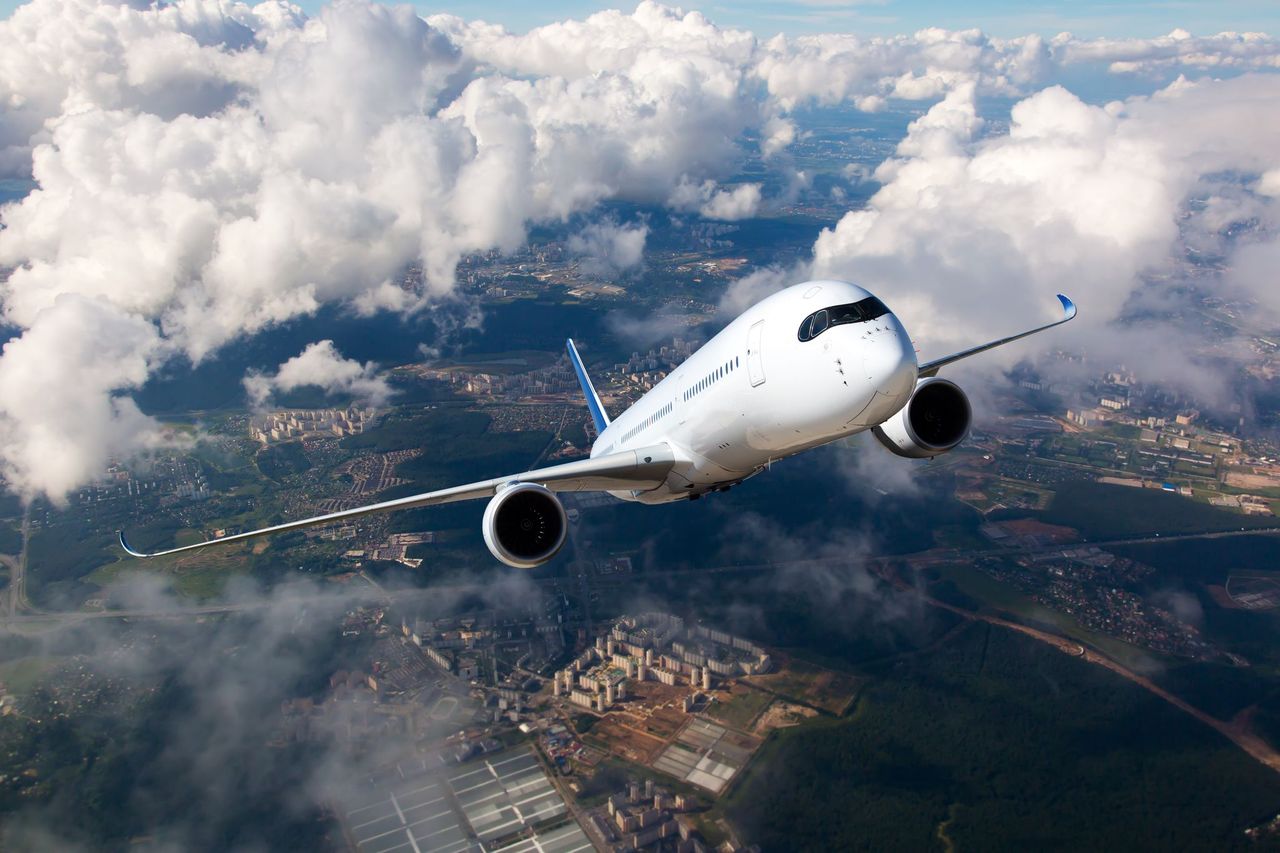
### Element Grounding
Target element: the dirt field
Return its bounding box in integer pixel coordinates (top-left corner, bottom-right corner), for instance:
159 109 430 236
998 518 1078 542
742 655 863 715
1226 471 1280 490
752 701 819 735
620 681 690 740
587 716 667 764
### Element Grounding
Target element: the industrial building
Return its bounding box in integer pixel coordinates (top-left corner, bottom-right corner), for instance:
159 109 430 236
339 746 592 853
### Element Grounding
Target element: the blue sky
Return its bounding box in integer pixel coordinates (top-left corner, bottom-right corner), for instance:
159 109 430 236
412 1 1279 39
2 0 1278 38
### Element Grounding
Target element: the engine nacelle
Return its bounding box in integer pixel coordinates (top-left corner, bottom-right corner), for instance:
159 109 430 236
872 377 972 459
482 483 568 568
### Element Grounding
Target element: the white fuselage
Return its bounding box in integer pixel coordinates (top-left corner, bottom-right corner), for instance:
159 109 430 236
591 280 918 503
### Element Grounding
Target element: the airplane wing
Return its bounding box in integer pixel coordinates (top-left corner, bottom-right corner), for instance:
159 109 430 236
917 294 1076 378
119 444 674 559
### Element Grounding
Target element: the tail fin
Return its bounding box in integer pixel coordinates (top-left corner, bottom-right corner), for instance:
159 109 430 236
566 339 610 434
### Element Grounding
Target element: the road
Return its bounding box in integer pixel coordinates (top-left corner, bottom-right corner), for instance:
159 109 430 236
2 525 1277 626
4 513 1280 776
907 576 1280 774
2 506 32 618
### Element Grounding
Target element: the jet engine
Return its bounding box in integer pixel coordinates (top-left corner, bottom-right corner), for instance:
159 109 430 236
871 377 971 459
481 483 568 568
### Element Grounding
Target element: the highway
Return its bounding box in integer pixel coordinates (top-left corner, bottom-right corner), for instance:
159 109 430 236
1 524 1275 627
3 515 1279 777
2 506 32 619
898 573 1280 775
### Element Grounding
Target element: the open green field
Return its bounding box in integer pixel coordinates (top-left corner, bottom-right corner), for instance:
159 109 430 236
0 657 64 695
426 350 559 375
1041 481 1276 539
88 546 252 600
705 684 774 729
742 658 864 715
928 562 1159 672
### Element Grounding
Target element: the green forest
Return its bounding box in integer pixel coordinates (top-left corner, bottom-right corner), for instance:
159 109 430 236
728 622 1280 852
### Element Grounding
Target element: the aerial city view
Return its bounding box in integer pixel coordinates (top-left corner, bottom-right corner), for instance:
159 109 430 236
0 0 1279 850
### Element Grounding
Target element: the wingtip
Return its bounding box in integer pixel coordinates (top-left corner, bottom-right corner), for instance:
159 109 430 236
1057 293 1077 320
118 530 146 558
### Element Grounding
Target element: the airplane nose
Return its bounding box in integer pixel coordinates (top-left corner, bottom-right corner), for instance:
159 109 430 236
853 318 916 424
863 323 916 400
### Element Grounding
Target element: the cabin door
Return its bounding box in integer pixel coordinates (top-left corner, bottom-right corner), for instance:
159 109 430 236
746 321 766 387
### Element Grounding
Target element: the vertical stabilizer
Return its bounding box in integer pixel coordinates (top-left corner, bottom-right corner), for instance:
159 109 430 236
566 339 610 434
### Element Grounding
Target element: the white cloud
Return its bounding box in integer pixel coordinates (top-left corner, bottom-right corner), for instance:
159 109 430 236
567 220 648 277
0 0 777 499
0 295 169 501
668 177 763 220
1057 29 1280 75
809 74 1280 390
0 0 1277 499
761 115 797 158
701 182 763 220
243 340 393 408
752 28 1051 110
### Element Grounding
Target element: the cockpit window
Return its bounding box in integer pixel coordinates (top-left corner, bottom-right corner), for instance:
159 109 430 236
797 296 890 341
811 309 829 336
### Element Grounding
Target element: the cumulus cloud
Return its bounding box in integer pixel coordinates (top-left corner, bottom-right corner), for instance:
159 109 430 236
805 74 1280 391
244 340 394 408
0 295 170 501
753 28 1051 110
669 177 763 220
0 0 1278 500
718 264 805 316
1057 28 1280 76
567 220 648 277
0 0 770 499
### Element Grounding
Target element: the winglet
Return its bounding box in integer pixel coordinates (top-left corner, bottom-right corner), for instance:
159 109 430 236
566 338 610 435
118 530 148 558
1057 293 1077 321
917 292 1079 378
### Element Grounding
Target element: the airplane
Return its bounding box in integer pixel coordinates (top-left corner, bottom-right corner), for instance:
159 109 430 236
120 280 1075 568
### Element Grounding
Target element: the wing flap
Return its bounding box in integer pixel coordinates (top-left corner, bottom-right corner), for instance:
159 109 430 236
120 444 673 559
